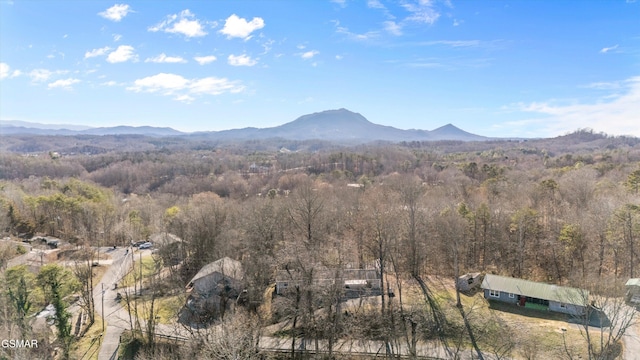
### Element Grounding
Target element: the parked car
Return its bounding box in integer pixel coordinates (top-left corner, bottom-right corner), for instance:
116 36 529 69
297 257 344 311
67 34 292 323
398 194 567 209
139 242 153 249
132 240 146 247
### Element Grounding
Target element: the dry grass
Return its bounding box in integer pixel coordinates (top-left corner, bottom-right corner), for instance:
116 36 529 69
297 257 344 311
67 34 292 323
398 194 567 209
73 315 105 360
131 293 186 325
368 275 592 359
119 254 160 288
91 264 108 286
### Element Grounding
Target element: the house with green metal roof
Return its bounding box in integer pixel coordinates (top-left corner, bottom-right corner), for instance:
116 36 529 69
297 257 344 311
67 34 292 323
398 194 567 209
481 274 589 316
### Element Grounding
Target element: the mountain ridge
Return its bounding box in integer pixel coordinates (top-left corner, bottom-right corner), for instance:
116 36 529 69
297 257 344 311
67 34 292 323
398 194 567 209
1 109 487 142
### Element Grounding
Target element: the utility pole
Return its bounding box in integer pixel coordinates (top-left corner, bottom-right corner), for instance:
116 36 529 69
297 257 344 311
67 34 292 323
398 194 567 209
101 283 105 333
139 252 142 293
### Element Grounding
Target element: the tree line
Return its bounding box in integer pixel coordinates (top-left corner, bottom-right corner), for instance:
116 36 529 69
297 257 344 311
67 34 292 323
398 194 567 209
1 131 640 358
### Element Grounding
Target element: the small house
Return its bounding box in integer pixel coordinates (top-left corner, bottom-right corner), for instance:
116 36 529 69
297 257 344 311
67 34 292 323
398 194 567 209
625 278 640 304
182 257 244 323
481 274 588 316
149 233 185 265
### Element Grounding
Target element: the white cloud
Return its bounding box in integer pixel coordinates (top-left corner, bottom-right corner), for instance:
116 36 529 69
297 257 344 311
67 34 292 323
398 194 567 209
101 80 120 86
145 53 187 63
149 9 207 38
367 0 385 9
335 55 343 60
384 21 402 36
331 0 347 7
419 40 482 47
228 54 257 66
301 50 319 59
517 76 640 137
113 34 122 42
401 0 441 25
129 73 189 93
190 77 245 94
85 46 111 58
48 78 81 89
0 63 10 79
600 45 619 53
174 94 195 103
582 81 622 90
29 69 54 82
260 39 275 54
219 14 264 40
194 55 217 65
334 20 379 41
127 73 244 101
107 45 137 63
99 4 132 22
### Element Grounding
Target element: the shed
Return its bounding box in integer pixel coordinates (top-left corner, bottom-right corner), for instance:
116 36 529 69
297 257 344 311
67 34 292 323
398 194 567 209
457 272 482 292
481 274 588 316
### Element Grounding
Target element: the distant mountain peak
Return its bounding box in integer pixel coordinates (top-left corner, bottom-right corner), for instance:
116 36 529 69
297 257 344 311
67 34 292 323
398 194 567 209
432 123 459 131
430 123 483 141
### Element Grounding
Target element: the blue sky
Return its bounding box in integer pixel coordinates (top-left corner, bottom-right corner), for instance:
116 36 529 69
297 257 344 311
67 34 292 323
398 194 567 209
1 0 639 138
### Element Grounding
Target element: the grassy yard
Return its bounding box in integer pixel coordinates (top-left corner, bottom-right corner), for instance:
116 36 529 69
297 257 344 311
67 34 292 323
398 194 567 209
369 276 593 359
73 315 105 360
152 294 185 324
128 293 186 325
453 283 590 359
119 254 161 288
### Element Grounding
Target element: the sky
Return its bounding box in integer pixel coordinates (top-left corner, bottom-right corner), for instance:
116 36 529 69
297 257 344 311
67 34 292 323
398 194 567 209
1 0 639 138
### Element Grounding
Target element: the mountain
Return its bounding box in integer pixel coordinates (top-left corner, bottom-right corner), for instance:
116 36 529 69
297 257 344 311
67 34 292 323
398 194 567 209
79 126 183 136
263 108 419 141
194 109 487 143
429 123 487 141
1 109 488 143
0 123 184 137
1 120 92 131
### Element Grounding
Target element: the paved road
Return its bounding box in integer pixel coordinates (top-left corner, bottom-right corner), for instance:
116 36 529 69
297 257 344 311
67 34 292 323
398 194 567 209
94 248 191 359
624 320 640 360
95 248 133 360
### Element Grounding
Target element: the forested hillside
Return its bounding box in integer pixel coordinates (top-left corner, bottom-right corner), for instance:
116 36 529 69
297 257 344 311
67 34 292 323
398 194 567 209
1 129 640 359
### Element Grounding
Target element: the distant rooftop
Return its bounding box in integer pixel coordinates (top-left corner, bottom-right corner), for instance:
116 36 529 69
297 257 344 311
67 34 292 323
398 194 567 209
626 278 640 287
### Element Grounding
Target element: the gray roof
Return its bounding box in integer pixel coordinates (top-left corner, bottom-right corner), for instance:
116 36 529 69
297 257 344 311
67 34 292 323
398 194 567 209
149 232 182 245
458 272 481 280
482 274 588 306
189 257 243 284
626 278 640 287
276 268 378 282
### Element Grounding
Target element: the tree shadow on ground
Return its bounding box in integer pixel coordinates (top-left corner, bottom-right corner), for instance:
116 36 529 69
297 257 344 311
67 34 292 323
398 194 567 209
567 306 611 328
488 300 570 322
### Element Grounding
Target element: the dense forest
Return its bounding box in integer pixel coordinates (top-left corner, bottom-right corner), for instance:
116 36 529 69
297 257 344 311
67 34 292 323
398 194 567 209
1 129 640 359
